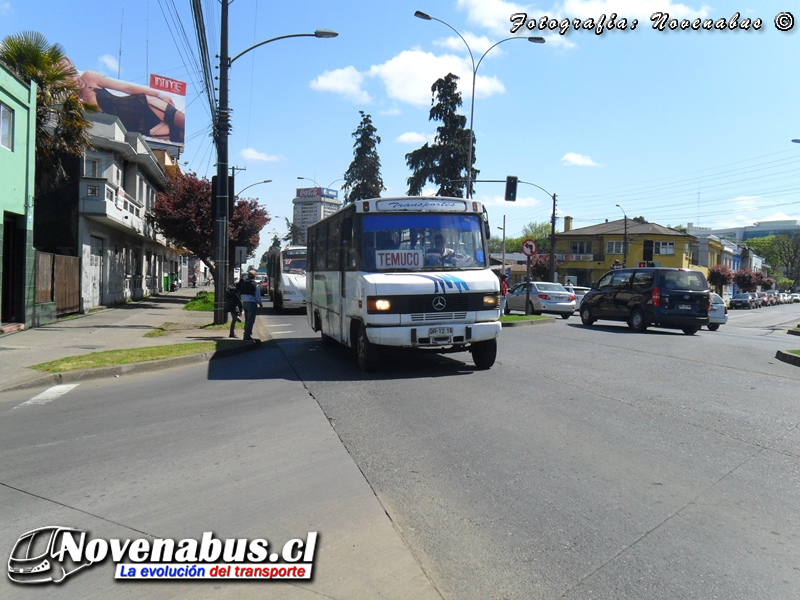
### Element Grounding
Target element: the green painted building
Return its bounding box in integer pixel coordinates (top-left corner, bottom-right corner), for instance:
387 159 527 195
0 62 36 330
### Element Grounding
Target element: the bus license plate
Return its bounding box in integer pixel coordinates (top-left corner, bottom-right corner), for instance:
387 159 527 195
429 327 453 336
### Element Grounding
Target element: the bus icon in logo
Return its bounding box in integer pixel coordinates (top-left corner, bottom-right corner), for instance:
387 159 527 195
8 526 93 584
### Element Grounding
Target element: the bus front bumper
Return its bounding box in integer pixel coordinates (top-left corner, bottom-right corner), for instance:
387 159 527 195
366 321 501 348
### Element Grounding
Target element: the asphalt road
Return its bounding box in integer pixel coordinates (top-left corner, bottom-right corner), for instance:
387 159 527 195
272 302 800 599
3 301 799 599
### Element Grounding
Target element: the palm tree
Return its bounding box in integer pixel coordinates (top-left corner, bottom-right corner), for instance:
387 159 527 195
0 31 94 193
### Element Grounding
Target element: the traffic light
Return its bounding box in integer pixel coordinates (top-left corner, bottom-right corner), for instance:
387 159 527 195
504 176 518 201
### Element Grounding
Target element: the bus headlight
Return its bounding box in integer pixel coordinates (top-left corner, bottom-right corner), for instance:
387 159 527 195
483 294 500 308
367 298 392 312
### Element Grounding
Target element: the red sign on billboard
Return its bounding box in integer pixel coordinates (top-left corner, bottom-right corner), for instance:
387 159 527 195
149 74 187 96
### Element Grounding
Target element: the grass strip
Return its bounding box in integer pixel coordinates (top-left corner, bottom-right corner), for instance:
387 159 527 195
184 291 215 311
789 350 800 357
500 314 551 322
30 341 238 373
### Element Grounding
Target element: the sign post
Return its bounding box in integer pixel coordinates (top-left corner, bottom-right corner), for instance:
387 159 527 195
521 239 538 315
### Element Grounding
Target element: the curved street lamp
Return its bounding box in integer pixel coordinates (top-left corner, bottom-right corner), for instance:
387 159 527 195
414 10 544 198
212 10 338 324
296 176 319 187
236 179 272 197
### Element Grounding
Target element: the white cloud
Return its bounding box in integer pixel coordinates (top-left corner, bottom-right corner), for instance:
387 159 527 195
434 33 498 56
380 107 402 116
368 49 504 107
240 148 283 162
99 55 119 75
0 2 10 15
310 66 371 104
397 132 435 145
561 152 601 167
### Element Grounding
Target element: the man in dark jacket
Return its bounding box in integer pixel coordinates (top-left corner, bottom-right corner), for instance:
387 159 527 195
224 284 243 338
236 270 263 341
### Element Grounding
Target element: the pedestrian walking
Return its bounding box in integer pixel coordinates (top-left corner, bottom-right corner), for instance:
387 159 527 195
224 284 243 338
236 270 263 341
499 273 509 315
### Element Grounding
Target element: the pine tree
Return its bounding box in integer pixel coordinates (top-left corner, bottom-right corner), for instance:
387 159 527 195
342 111 385 204
406 73 477 198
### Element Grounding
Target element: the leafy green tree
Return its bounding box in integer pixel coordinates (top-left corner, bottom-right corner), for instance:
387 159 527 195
0 31 93 193
773 233 800 283
406 73 476 197
745 236 782 276
342 111 385 204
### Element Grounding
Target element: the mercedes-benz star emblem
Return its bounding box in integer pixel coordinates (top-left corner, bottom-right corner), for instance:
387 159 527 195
432 296 446 311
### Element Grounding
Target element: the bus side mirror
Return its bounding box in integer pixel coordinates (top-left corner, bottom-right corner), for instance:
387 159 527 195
482 207 491 240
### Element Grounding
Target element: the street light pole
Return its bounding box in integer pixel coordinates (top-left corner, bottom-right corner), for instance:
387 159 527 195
236 179 272 197
497 215 506 279
212 11 337 325
414 10 543 199
516 180 557 282
616 204 628 267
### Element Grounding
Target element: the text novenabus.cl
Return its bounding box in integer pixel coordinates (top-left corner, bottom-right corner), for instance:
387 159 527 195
7 526 318 584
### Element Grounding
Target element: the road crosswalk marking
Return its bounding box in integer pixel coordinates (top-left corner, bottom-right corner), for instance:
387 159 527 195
15 384 79 408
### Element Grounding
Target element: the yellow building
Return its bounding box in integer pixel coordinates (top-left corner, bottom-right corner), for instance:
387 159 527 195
556 216 703 286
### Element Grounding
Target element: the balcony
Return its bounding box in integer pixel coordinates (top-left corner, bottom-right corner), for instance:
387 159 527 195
81 179 143 234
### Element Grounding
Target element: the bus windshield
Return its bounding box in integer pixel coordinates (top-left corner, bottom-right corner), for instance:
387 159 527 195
282 249 307 273
362 213 486 271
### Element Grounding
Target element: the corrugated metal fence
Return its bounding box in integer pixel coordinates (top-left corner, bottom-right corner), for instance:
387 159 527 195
35 251 80 316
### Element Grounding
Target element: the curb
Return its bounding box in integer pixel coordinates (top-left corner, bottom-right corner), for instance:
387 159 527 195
501 317 557 327
0 341 264 393
787 329 800 337
776 350 800 368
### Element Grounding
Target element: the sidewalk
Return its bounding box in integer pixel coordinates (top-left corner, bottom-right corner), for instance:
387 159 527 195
0 286 443 599
0 285 263 393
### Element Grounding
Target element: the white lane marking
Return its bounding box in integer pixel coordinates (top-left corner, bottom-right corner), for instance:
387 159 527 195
15 384 80 408
267 323 293 327
268 330 295 335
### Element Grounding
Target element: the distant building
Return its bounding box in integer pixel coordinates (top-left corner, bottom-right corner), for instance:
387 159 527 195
687 220 800 243
555 216 696 286
292 187 342 245
34 112 184 312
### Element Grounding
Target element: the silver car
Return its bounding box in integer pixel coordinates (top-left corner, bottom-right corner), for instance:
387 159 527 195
708 292 728 331
505 281 576 319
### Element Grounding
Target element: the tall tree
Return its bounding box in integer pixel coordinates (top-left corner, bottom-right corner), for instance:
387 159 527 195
707 264 733 294
406 73 476 198
342 110 385 204
0 31 93 193
153 170 269 282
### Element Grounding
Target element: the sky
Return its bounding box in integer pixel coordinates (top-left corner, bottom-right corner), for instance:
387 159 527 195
2 0 799 263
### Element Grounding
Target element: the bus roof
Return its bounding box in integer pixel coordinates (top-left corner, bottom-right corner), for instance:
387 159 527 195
354 196 484 214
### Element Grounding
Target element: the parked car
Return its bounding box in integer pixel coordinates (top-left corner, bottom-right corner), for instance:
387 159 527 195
780 292 792 304
792 293 800 303
730 293 757 309
580 267 709 335
765 290 780 306
755 291 770 307
564 285 591 306
708 292 728 331
506 281 576 319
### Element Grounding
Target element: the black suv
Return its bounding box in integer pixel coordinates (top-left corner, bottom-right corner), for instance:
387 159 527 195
580 267 710 335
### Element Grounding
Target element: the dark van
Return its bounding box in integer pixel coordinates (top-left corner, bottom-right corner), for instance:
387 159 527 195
580 267 710 335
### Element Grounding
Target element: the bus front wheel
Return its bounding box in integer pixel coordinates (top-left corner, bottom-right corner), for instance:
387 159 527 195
471 339 497 370
356 323 378 372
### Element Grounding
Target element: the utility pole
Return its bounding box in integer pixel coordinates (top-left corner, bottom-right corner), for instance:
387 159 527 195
549 192 557 282
213 0 231 325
